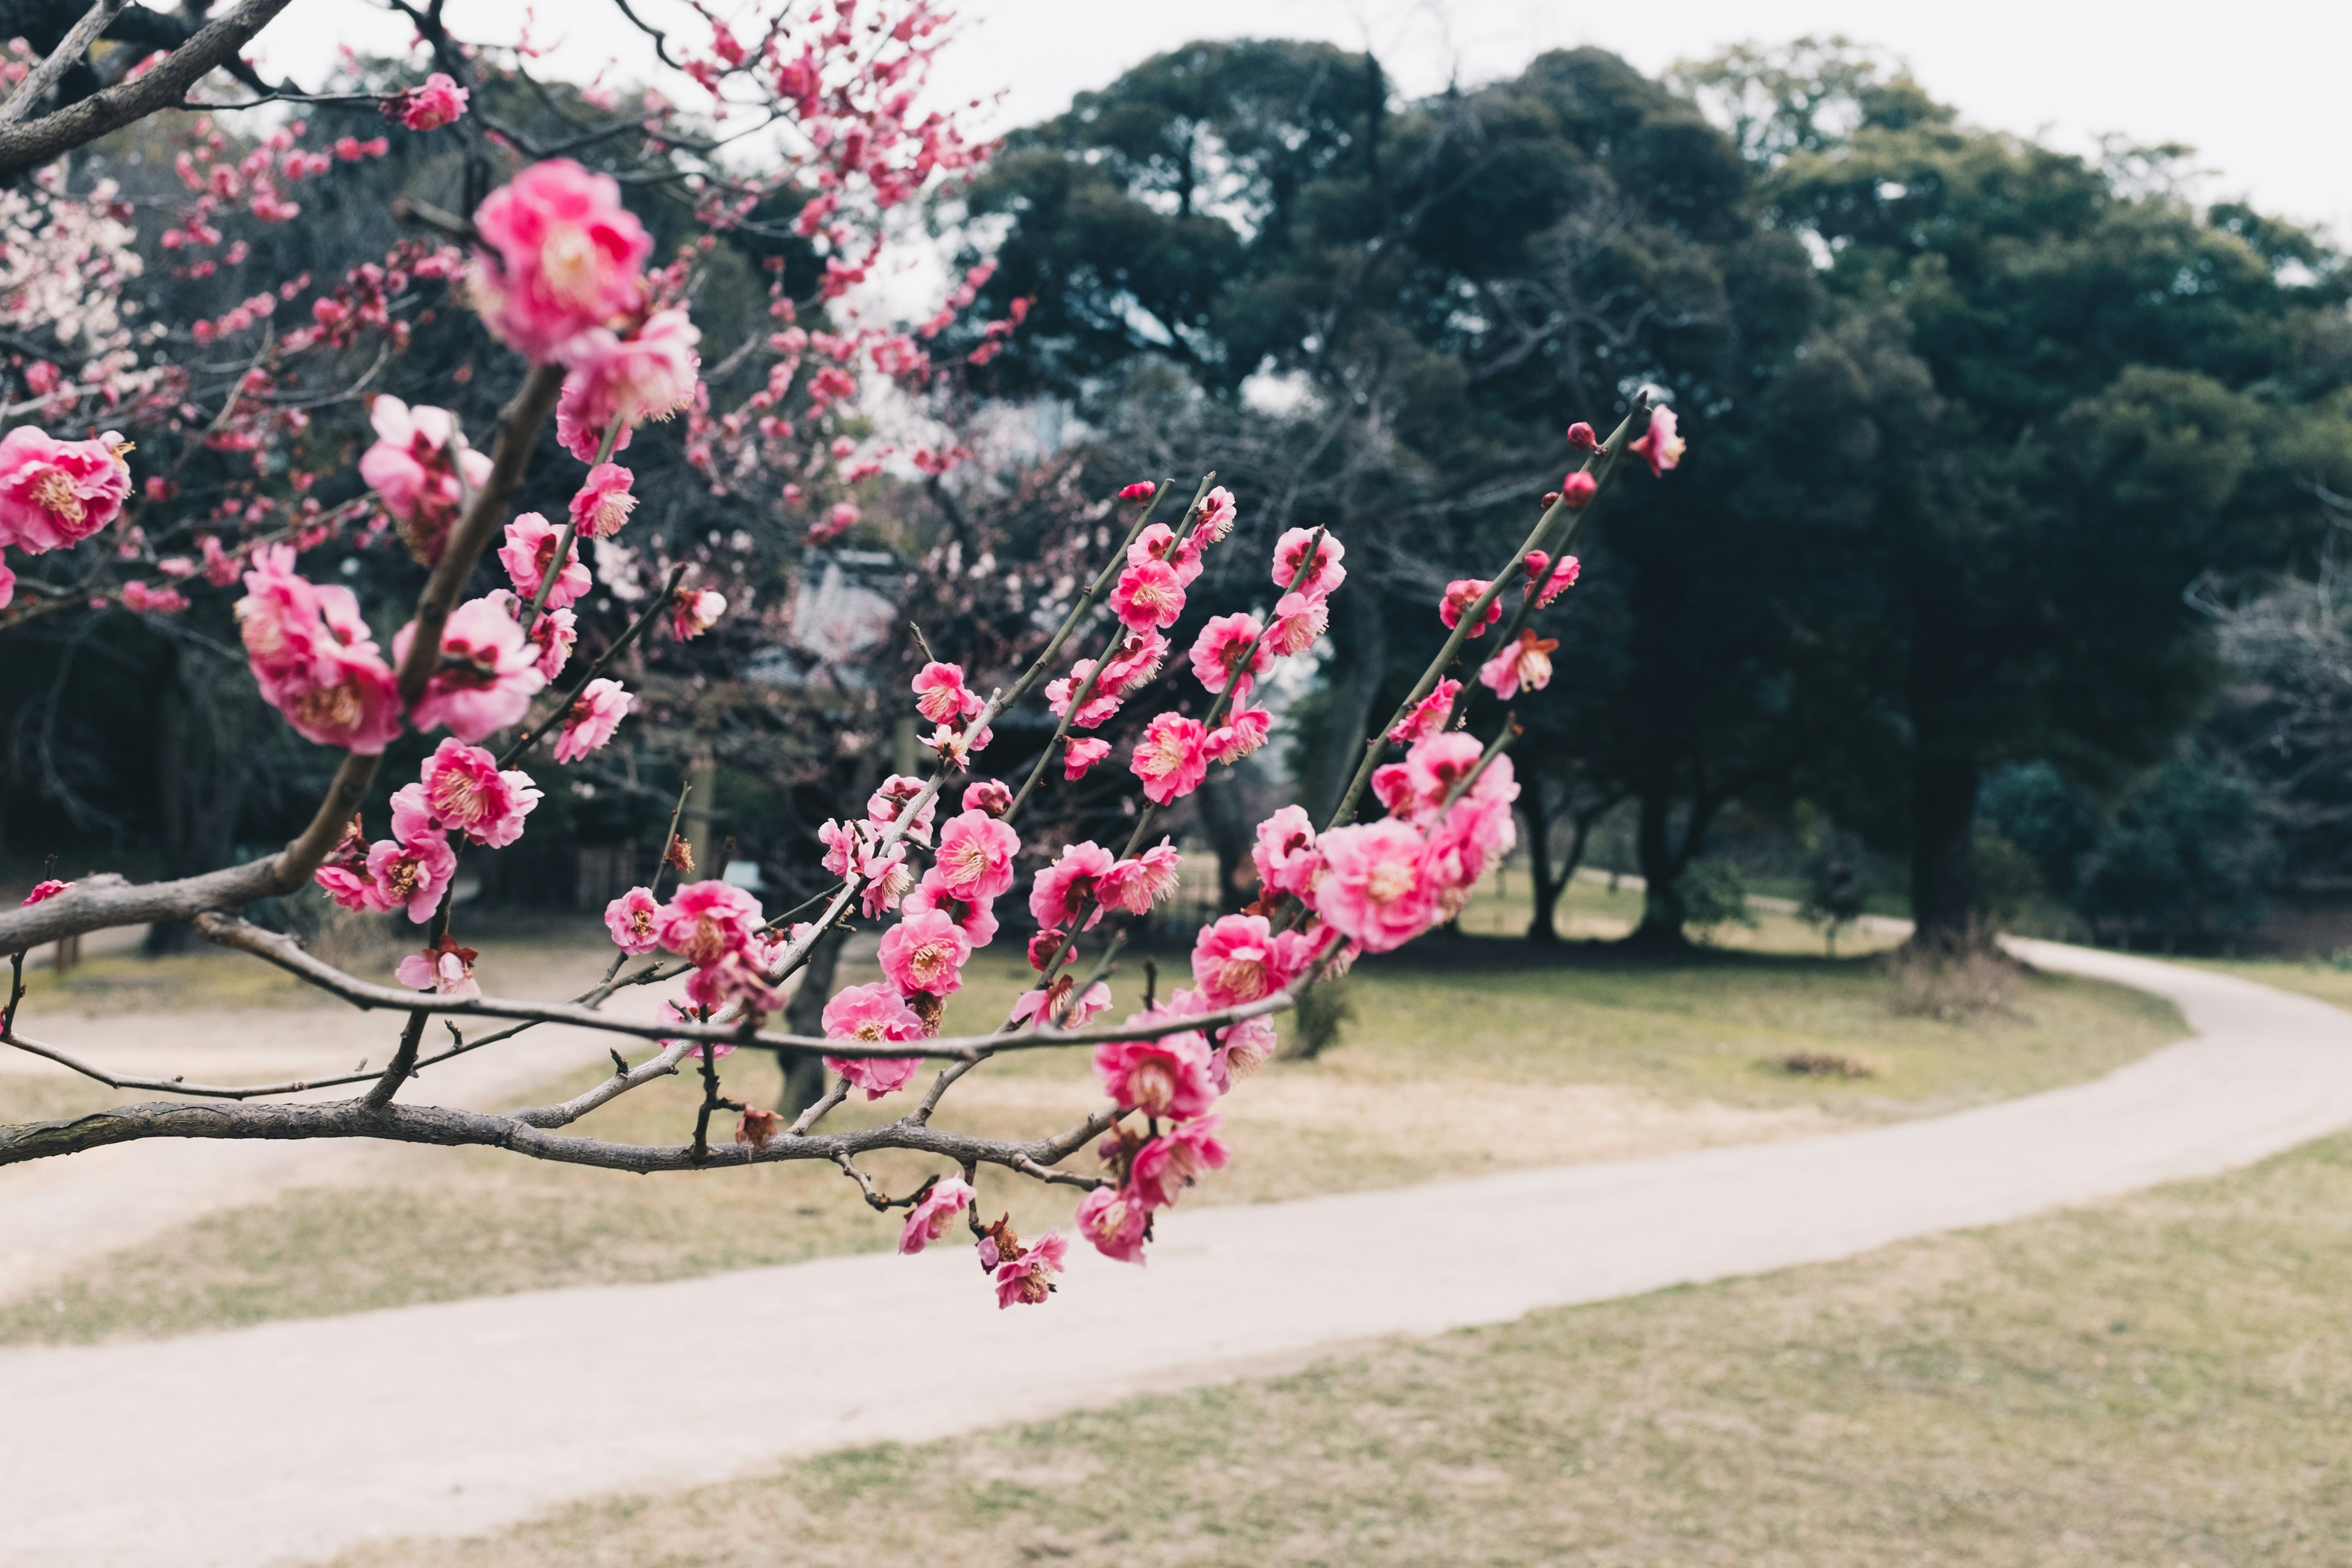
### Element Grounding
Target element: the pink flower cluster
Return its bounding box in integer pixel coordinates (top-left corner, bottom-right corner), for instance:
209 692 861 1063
358 397 492 564
317 741 540 925
235 545 403 754
391 595 548 742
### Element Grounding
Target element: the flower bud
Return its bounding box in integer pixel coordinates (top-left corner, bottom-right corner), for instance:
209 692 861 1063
1561 471 1597 508
1118 481 1156 501
1565 421 1597 450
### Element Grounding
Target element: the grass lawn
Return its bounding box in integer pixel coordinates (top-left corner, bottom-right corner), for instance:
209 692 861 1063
0 886 2180 1345
327 1131 2352 1568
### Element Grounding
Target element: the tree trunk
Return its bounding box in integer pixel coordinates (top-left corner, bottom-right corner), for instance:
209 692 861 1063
1629 750 1687 947
1908 745 1983 953
778 923 848 1114
1306 585 1388 824
1196 762 1253 914
1520 782 1560 944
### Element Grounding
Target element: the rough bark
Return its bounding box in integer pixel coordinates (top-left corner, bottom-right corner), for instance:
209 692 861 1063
1907 745 1983 952
1630 752 1689 947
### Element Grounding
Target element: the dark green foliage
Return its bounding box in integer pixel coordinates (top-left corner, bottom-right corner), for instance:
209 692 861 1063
2072 750 2281 944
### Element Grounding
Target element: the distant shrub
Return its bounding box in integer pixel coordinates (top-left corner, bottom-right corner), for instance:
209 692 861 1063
1676 857 1756 940
2073 749 2280 947
1280 980 1355 1061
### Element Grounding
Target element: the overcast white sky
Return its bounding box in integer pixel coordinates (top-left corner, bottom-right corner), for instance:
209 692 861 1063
262 0 2352 238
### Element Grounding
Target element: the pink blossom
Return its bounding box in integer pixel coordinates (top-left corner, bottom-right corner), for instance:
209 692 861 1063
898 1177 976 1255
867 775 939 846
656 879 764 967
806 501 859 545
1214 1017 1279 1088
395 595 546 741
880 907 973 998
1191 914 1312 1007
1074 1185 1148 1263
1098 839 1183 916
1101 630 1169 693
1128 522 1202 587
1030 841 1117 931
605 886 663 954
236 549 405 755
821 982 926 1099
1252 805 1322 900
684 952 783 1017
0 427 132 552
1044 665 1121 730
1439 580 1502 636
120 581 189 613
912 661 982 724
1118 480 1156 501
1477 628 1558 701
1389 679 1461 745
1534 553 1580 606
657 998 732 1063
394 72 469 130
497 511 591 609
1406 731 1490 808
1095 1030 1217 1120
857 840 914 918
1272 527 1344 597
358 398 489 557
669 586 725 640
1425 786 1519 896
1266 592 1327 657
1188 612 1270 697
992 1228 1068 1308
522 600 576 680
1566 421 1599 450
1129 712 1208 805
1206 706 1271 766
554 677 632 762
0 557 13 611
962 779 1012 816
568 462 636 539
470 159 652 363
1109 559 1185 633
1064 736 1111 778
817 818 860 878
1010 976 1112 1030
1312 818 1437 953
21 878 71 906
396 739 543 846
1629 404 1685 475
1558 470 1598 508
366 833 458 923
1131 1117 1229 1209
396 941 480 999
905 873 1000 949
552 309 701 461
1194 484 1238 542
933 809 1019 899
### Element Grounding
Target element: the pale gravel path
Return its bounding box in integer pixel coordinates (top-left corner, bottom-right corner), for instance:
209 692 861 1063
4 941 2351 1567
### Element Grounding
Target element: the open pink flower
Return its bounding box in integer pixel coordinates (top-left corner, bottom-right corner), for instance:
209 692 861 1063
396 595 546 741
1530 552 1581 607
1266 592 1326 658
1194 484 1238 542
1109 558 1186 633
1311 818 1436 954
553 677 632 762
1131 1117 1229 1209
1191 914 1312 1007
1011 977 1112 1030
0 427 132 552
656 879 764 967
1477 628 1558 701
1406 731 1490 807
1206 706 1270 766
912 660 984 725
394 737 542 846
1045 664 1121 730
0 557 14 611
1064 736 1111 778
1389 679 1461 745
1425 786 1518 897
821 982 927 1098
1074 1184 1148 1263
605 885 662 954
1272 527 1344 597
933 808 1019 899
237 550 405 755
366 833 458 923
1031 841 1116 930
1129 712 1208 805
993 1227 1068 1308
905 873 1000 949
568 462 636 539
858 839 916 918
491 590 576 680
898 1177 976 1255
1214 1017 1279 1089
963 779 1013 816
867 774 940 846
396 939 480 999
120 581 188 614
1098 839 1183 916
880 907 974 998
393 72 469 130
1439 579 1502 636
1126 521 1201 587
358 398 489 561
657 998 732 1063
470 159 652 362
497 511 591 609
1188 612 1270 698
552 309 701 461
1095 1030 1216 1120
670 586 725 640
1251 805 1322 900
1101 630 1169 693
1629 404 1685 476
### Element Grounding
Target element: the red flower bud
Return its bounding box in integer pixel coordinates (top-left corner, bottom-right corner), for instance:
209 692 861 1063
1565 421 1598 450
1561 471 1598 508
1542 491 1561 508
1118 481 1156 501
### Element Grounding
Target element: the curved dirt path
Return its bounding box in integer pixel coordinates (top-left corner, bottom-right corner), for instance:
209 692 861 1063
5 942 2351 1568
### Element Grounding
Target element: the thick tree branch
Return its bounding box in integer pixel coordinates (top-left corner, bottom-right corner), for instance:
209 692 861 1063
0 0 126 127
